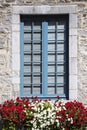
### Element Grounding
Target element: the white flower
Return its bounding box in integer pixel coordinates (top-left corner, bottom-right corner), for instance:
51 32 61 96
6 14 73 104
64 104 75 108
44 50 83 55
70 118 73 124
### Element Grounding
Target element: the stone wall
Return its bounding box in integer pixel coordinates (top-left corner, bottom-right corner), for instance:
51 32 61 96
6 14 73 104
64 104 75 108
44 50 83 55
0 0 87 104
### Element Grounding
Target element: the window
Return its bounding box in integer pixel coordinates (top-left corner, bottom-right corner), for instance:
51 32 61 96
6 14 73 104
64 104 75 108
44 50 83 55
20 15 69 99
12 5 77 100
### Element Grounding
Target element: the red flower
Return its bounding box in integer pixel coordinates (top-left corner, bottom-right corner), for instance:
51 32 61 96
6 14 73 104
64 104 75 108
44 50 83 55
56 100 87 129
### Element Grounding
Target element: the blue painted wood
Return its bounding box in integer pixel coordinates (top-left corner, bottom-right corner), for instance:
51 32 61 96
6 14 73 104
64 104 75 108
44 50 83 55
20 15 69 99
20 94 66 99
63 19 69 99
31 22 34 94
55 22 58 94
42 22 48 96
20 22 24 97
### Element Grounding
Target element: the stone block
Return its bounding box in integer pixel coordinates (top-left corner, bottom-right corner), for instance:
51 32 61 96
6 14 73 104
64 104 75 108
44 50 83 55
13 5 77 14
12 53 20 71
12 14 20 24
0 41 4 48
69 89 77 100
12 31 20 53
69 28 77 36
12 24 20 31
12 77 20 84
0 55 6 67
69 13 77 28
6 0 15 2
69 75 77 90
69 57 77 75
69 35 77 58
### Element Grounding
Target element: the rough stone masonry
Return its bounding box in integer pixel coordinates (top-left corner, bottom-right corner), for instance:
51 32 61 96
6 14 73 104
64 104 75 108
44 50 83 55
0 0 87 104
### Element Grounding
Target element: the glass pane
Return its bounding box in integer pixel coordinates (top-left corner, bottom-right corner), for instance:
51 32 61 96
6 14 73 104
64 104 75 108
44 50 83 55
24 65 31 73
57 33 64 41
24 76 31 84
34 40 41 43
48 41 55 44
48 25 55 30
48 55 55 62
24 44 31 52
48 65 55 73
24 33 31 43
24 87 31 95
34 25 41 31
24 55 31 62
57 76 64 84
33 55 41 62
48 76 55 84
24 26 31 32
57 65 64 73
57 87 64 94
57 44 64 51
48 33 55 41
57 54 64 61
48 87 55 94
33 33 41 40
48 44 55 51
33 44 41 51
57 25 64 30
33 87 41 94
33 76 40 84
33 65 41 73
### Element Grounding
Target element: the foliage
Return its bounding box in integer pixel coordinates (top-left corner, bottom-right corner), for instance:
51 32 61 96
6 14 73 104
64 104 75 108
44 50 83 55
55 100 87 130
0 97 87 130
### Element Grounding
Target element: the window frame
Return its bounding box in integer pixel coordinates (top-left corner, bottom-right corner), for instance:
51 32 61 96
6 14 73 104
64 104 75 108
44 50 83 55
12 5 77 100
20 15 69 99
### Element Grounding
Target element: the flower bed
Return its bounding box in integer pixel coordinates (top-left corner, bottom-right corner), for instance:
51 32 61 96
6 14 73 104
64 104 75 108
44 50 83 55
0 97 87 130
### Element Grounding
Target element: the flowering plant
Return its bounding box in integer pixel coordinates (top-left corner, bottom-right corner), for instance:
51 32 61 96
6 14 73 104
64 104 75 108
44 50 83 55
0 97 87 130
0 97 34 130
55 100 87 130
30 97 58 130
